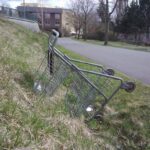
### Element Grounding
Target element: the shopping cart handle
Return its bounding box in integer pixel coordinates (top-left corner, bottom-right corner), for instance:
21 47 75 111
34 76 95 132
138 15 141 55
121 81 136 92
52 29 59 37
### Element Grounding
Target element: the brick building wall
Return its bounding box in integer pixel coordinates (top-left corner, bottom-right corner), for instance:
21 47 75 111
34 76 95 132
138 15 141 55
17 6 74 36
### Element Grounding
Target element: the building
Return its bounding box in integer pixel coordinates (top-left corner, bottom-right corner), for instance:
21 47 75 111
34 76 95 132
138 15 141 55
0 6 19 18
61 9 75 36
17 5 74 36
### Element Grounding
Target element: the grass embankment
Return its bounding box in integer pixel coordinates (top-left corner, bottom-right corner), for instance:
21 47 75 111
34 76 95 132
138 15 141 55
73 38 150 52
0 19 98 149
57 45 150 149
0 18 150 149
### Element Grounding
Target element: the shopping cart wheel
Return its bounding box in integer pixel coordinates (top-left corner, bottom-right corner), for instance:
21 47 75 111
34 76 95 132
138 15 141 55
93 113 103 121
121 81 136 93
105 68 115 76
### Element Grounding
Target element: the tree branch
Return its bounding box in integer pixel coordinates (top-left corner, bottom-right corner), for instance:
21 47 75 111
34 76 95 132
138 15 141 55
109 0 119 16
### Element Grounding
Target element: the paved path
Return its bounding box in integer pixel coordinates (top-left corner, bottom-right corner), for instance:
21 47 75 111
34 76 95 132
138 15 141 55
58 38 150 85
7 17 40 32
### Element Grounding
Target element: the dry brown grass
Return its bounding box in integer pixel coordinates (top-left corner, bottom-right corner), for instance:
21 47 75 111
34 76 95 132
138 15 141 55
0 18 149 150
0 18 110 150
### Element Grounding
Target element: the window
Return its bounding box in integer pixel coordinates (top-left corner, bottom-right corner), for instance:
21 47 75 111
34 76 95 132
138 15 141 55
55 14 60 19
45 13 51 19
55 20 60 26
45 19 50 24
36 13 41 17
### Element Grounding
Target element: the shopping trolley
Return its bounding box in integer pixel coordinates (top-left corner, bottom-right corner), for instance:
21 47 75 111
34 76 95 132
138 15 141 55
34 30 135 121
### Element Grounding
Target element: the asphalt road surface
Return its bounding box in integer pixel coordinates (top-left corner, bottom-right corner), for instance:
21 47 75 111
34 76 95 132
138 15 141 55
58 38 150 85
7 17 40 32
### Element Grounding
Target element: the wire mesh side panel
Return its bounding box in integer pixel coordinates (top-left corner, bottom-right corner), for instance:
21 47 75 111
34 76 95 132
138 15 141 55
64 70 106 120
67 58 122 100
64 72 123 120
82 72 122 100
34 49 123 120
34 51 106 120
62 59 122 119
34 52 67 95
45 54 69 96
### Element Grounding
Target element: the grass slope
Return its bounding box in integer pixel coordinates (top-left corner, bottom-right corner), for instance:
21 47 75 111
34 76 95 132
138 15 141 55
0 18 150 149
57 45 150 149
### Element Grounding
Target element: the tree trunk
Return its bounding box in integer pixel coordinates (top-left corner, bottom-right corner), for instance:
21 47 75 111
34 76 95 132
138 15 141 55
75 29 77 38
104 0 109 45
83 16 87 41
78 29 80 39
84 23 87 41
103 0 118 45
104 19 109 45
146 26 150 39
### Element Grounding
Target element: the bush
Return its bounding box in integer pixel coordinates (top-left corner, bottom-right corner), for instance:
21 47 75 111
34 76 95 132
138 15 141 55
86 31 105 40
86 30 117 41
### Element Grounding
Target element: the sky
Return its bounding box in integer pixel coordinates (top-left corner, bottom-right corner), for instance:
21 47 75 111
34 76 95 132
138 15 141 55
0 0 132 9
0 0 71 8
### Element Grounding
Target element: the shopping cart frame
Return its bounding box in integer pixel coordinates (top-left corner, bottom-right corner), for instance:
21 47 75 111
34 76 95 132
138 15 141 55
34 29 136 121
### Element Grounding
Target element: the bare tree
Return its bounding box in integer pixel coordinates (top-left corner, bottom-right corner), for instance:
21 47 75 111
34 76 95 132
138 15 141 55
69 0 95 40
69 0 83 39
79 0 95 40
98 0 119 45
87 11 100 34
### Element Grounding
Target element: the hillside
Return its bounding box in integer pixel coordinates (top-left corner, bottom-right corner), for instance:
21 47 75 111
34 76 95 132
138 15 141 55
0 18 150 150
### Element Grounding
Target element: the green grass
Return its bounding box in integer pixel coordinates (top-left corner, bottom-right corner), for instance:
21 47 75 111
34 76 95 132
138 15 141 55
0 18 150 149
57 45 150 149
73 38 150 52
0 18 111 149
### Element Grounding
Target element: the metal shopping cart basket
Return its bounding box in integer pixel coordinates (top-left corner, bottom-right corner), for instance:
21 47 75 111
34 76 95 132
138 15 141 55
34 30 136 121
